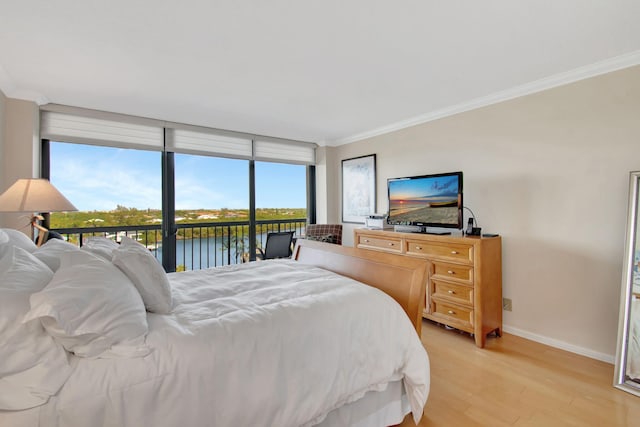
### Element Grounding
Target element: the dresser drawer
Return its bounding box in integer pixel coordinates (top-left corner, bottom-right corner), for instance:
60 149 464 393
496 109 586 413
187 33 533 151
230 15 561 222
355 228 502 348
356 234 402 253
406 240 473 263
432 261 473 283
431 299 473 328
432 279 473 305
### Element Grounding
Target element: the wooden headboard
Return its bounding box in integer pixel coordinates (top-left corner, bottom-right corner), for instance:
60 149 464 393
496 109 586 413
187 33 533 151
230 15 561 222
292 239 427 336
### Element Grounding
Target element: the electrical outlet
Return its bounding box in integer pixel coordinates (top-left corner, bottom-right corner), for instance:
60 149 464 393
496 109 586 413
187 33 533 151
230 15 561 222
503 298 512 311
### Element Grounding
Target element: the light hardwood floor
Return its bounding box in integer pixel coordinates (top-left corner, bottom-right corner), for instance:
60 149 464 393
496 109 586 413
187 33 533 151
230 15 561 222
398 320 640 427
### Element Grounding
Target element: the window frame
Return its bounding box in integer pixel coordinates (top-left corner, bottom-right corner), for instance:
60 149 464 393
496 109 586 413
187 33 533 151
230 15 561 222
42 138 315 271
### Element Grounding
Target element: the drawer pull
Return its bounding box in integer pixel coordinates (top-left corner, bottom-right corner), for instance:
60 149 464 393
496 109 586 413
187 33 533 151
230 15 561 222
451 250 458 254
447 310 456 315
447 270 455 275
388 243 394 246
447 290 455 294
363 239 369 243
415 246 422 250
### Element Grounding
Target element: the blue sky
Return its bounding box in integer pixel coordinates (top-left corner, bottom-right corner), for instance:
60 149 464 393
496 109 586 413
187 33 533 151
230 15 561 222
50 142 307 211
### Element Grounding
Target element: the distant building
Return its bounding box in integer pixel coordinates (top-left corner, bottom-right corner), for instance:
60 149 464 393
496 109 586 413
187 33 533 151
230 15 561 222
197 214 219 220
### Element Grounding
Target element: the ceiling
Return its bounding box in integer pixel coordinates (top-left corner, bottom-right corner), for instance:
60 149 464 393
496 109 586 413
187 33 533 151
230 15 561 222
1 1 639 146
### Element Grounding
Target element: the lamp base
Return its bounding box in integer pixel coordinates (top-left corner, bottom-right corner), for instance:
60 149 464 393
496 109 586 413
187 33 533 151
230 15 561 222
31 214 49 247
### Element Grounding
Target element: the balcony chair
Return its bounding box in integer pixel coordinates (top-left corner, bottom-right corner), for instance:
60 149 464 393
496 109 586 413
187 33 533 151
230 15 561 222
303 224 342 245
256 231 295 260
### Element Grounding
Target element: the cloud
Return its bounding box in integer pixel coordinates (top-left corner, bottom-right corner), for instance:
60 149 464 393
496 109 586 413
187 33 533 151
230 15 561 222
51 144 304 211
52 148 161 210
174 173 248 210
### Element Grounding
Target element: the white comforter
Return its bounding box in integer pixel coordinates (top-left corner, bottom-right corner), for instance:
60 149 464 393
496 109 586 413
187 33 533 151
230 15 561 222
3 260 429 427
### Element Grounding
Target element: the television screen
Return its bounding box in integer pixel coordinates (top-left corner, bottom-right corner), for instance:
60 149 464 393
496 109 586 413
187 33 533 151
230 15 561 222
387 171 463 229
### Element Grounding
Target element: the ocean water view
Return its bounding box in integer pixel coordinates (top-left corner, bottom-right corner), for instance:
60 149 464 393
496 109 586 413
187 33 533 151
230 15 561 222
153 233 279 270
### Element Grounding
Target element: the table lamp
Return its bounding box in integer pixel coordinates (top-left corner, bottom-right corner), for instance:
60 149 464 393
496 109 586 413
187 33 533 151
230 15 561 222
0 178 77 245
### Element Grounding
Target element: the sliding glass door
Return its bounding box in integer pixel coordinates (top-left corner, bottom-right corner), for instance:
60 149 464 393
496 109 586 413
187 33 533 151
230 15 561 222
254 161 307 247
46 141 312 271
173 154 250 269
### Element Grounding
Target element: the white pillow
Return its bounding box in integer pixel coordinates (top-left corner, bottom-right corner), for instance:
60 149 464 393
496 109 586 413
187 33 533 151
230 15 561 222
81 236 120 260
0 228 37 260
0 246 72 410
112 236 173 314
24 250 151 359
33 238 80 272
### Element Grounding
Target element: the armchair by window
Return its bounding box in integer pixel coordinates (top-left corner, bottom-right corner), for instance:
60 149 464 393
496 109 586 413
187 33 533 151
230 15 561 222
256 231 294 260
304 224 342 245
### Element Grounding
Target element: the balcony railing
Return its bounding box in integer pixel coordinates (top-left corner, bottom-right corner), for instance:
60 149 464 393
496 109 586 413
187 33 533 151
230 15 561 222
52 218 307 271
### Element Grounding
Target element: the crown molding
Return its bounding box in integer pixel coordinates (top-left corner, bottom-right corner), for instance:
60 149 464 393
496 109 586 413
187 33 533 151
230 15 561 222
327 50 640 146
0 65 16 98
0 64 49 105
5 89 49 106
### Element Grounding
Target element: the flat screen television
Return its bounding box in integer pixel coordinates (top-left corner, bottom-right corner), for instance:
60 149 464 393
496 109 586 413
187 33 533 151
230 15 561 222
387 171 463 233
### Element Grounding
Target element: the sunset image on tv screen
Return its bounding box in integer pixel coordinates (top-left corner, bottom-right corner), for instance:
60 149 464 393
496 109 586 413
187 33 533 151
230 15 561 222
388 175 460 225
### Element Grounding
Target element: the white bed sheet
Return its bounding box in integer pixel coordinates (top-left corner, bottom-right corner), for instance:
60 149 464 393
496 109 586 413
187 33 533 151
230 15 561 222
316 379 410 427
1 260 429 427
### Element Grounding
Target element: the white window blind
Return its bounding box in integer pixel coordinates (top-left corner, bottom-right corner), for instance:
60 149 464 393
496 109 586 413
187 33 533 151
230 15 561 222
40 106 317 164
40 111 164 151
254 139 316 165
166 128 253 159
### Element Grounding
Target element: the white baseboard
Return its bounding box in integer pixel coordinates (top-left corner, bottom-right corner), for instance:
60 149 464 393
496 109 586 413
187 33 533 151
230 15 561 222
503 324 615 364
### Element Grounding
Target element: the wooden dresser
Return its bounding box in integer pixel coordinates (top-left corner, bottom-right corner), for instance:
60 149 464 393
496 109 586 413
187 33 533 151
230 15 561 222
354 229 502 347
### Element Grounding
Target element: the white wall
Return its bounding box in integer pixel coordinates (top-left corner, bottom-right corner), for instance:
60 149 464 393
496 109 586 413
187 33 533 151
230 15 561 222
330 65 640 361
0 88 5 192
0 97 40 232
314 146 340 224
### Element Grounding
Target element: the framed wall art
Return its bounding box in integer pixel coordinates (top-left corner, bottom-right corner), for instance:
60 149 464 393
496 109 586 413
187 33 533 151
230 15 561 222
341 154 376 223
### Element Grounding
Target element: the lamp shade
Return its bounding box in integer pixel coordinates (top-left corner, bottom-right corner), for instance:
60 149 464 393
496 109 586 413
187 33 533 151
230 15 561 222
0 179 77 213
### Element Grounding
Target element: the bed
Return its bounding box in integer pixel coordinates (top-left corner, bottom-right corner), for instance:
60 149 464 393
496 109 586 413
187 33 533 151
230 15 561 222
0 230 430 427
